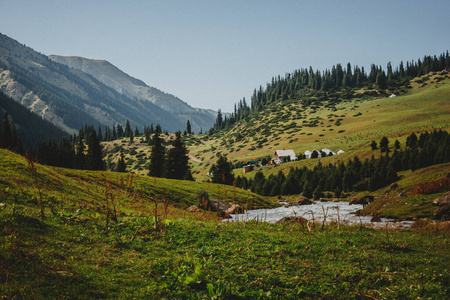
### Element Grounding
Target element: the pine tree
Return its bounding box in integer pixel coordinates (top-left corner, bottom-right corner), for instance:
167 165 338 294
129 129 134 143
117 124 123 138
163 132 190 180
97 126 103 141
210 154 234 185
370 140 378 150
1 112 13 149
380 136 389 153
186 120 192 135
155 124 162 134
376 70 387 89
116 149 126 172
148 131 165 177
124 120 131 137
75 135 86 169
214 110 223 130
87 130 103 170
112 126 117 139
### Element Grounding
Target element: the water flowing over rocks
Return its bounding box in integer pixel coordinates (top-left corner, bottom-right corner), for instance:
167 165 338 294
225 201 415 228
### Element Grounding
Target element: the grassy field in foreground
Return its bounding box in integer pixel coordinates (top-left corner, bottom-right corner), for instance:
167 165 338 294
1 149 449 299
1 212 449 299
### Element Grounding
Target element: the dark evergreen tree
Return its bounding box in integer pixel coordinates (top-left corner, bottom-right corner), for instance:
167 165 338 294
148 131 165 177
186 120 192 135
155 124 162 134
380 136 389 153
74 135 86 169
117 124 124 138
87 130 103 170
163 132 190 180
124 120 131 137
116 149 126 172
112 126 117 139
0 112 13 149
302 181 313 199
370 140 378 150
406 133 418 148
376 70 387 89
214 109 223 130
210 154 235 185
97 126 103 141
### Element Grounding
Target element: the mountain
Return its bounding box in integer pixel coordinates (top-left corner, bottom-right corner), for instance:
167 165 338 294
0 33 213 134
48 55 217 120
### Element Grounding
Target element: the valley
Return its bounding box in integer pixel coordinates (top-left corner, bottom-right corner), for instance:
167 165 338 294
1 30 449 298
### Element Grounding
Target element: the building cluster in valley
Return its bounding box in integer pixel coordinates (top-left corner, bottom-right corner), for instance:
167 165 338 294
243 148 345 174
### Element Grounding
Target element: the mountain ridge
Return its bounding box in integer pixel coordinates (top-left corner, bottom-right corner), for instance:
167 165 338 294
48 55 216 130
0 33 214 134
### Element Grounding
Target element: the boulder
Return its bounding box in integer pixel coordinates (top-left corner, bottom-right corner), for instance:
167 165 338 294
371 215 381 222
289 196 313 206
433 191 450 206
349 197 363 205
217 211 231 218
208 199 231 212
187 205 199 212
434 204 450 221
277 216 308 224
226 204 244 215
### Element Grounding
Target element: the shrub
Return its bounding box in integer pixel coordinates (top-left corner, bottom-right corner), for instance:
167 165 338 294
196 189 210 209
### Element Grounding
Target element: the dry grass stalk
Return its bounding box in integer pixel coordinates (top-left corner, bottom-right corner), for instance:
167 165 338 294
26 150 45 218
104 179 118 230
321 205 328 231
163 188 168 219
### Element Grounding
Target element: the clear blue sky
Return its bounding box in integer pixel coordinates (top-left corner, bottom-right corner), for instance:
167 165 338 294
1 0 449 112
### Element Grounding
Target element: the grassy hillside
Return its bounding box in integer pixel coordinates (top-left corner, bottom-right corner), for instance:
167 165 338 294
0 149 273 214
186 71 450 179
1 149 449 299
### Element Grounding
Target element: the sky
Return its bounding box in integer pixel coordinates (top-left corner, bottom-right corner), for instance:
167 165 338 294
0 0 449 112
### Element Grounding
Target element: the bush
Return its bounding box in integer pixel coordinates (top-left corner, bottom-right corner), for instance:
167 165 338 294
196 189 210 209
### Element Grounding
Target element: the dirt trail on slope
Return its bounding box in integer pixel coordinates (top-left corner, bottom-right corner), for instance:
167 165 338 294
188 154 202 162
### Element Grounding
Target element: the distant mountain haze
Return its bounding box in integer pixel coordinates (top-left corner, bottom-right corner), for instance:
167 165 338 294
0 33 215 134
48 55 217 131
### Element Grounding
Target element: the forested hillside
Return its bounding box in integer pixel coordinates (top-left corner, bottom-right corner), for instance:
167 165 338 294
0 91 67 149
213 52 450 131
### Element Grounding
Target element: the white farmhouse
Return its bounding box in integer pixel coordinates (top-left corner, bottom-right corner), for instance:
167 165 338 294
274 150 297 163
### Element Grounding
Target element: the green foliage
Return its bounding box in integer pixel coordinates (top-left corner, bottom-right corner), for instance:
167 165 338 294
209 154 235 185
148 132 165 177
163 132 191 180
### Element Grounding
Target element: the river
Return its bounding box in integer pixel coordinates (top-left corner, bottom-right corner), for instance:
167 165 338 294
225 201 414 228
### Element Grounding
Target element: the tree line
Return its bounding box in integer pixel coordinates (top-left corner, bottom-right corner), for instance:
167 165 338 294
33 120 194 180
210 52 450 132
233 130 450 198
